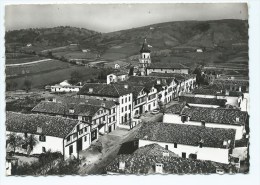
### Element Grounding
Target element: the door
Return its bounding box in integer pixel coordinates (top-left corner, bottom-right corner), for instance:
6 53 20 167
69 145 73 155
91 129 97 142
182 152 186 158
77 137 82 152
113 124 115 131
108 125 112 133
140 106 143 114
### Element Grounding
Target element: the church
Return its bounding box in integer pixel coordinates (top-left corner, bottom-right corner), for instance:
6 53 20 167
138 39 189 76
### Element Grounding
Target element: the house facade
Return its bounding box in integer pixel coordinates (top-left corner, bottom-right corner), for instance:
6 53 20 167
6 112 90 159
50 80 82 93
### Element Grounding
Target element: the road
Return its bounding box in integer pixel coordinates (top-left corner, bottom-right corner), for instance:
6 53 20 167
5 58 52 67
77 100 179 174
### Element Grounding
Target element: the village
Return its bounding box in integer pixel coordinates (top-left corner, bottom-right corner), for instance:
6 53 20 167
5 37 250 175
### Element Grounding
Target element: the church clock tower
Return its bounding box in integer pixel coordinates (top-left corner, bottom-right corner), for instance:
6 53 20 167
139 39 151 76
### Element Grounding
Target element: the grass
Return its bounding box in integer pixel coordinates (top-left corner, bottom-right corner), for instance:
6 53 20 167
6 66 100 89
6 60 70 77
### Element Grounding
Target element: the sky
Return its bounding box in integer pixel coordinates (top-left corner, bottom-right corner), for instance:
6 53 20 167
5 3 248 32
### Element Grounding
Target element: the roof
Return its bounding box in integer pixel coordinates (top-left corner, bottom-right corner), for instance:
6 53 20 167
6 112 80 138
213 79 249 87
149 72 196 80
179 96 227 106
181 107 248 126
166 103 248 126
78 83 132 98
32 100 102 117
193 85 244 97
133 144 178 157
106 154 234 174
135 122 236 149
140 39 151 53
147 63 189 69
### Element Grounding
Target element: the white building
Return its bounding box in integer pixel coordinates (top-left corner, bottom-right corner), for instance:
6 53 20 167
51 80 82 93
163 104 249 140
135 122 236 164
107 71 128 84
77 83 134 126
6 112 91 159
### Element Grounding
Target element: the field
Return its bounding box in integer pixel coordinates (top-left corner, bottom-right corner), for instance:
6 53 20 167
5 53 47 65
6 60 70 77
53 51 98 61
6 66 100 89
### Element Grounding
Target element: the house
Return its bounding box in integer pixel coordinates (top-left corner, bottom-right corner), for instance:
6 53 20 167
6 112 91 159
26 43 32 47
196 48 204 52
32 97 113 135
192 84 246 109
147 63 189 75
51 80 82 93
106 143 236 174
77 83 134 126
135 122 236 164
107 71 129 84
163 104 249 140
178 96 227 108
103 60 129 69
212 79 249 93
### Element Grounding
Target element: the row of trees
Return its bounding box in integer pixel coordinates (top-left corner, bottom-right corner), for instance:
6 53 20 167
6 79 32 92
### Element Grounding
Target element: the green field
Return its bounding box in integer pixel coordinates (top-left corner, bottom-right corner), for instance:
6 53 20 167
6 60 70 77
6 66 100 89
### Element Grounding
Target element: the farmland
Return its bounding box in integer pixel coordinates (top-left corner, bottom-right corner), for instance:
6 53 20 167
6 66 100 89
6 59 70 77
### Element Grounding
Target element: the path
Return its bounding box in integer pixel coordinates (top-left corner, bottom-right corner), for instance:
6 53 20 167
6 58 52 67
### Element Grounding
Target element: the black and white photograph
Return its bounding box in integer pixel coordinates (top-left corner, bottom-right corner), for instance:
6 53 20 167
3 2 253 177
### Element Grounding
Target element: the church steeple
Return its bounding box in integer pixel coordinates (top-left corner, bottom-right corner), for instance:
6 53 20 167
140 38 151 53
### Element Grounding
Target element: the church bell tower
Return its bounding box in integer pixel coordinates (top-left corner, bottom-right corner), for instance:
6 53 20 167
139 39 151 76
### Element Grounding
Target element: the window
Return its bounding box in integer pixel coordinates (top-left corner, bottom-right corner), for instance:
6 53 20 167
77 125 80 132
182 152 186 158
109 118 111 123
129 104 131 110
73 133 77 139
84 136 87 142
125 106 127 111
122 108 124 113
201 120 205 126
42 147 46 153
181 115 187 123
103 116 105 121
113 108 116 113
129 96 130 101
79 129 83 135
165 145 168 150
85 127 88 132
39 135 46 142
93 119 96 125
125 97 127 102
113 116 115 121
67 136 71 142
121 99 124 104
24 133 28 138
174 143 177 148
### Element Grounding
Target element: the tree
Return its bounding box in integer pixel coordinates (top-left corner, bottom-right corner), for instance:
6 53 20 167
70 70 83 84
24 79 32 92
24 134 38 154
6 133 24 153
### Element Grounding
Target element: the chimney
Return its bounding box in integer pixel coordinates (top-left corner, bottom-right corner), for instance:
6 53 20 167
155 163 163 174
89 88 93 93
223 140 228 146
37 127 42 133
236 117 240 122
119 161 125 170
124 84 128 89
157 79 161 85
